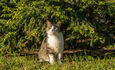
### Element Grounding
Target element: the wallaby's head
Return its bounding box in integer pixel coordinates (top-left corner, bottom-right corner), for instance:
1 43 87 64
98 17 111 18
46 20 61 35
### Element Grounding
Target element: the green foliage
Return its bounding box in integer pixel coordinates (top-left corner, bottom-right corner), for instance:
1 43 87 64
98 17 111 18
0 0 115 54
0 55 115 70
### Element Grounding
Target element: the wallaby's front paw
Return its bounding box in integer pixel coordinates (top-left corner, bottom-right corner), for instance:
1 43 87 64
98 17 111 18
57 61 62 65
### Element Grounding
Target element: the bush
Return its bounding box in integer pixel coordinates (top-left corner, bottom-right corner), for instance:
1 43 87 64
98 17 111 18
0 0 115 54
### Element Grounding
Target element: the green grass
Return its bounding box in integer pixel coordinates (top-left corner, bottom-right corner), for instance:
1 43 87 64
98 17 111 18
0 55 115 70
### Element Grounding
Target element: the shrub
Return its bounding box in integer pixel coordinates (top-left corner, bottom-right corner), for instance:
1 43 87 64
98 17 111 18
0 0 114 54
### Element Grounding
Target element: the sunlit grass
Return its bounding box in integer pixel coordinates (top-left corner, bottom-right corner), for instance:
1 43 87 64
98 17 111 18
0 55 115 70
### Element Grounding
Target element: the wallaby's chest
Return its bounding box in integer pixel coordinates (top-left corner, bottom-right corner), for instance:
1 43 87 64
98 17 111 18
47 33 64 53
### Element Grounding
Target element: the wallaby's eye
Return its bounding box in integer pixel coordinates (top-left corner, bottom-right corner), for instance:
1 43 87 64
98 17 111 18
54 27 57 31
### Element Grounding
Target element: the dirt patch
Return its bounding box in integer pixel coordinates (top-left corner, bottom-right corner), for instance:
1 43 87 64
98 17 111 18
19 47 115 59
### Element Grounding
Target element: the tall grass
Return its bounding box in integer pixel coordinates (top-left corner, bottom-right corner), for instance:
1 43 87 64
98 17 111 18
0 55 115 70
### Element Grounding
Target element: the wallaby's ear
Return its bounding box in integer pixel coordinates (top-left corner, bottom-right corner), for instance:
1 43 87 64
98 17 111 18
46 20 51 27
56 21 61 27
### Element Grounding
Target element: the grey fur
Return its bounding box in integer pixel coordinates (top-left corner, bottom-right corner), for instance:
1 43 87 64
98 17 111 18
39 20 64 64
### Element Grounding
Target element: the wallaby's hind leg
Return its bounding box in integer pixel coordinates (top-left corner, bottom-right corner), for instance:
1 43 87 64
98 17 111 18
39 54 50 62
39 58 43 62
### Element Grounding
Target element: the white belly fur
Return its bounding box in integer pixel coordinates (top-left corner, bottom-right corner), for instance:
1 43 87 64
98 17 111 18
47 32 64 53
